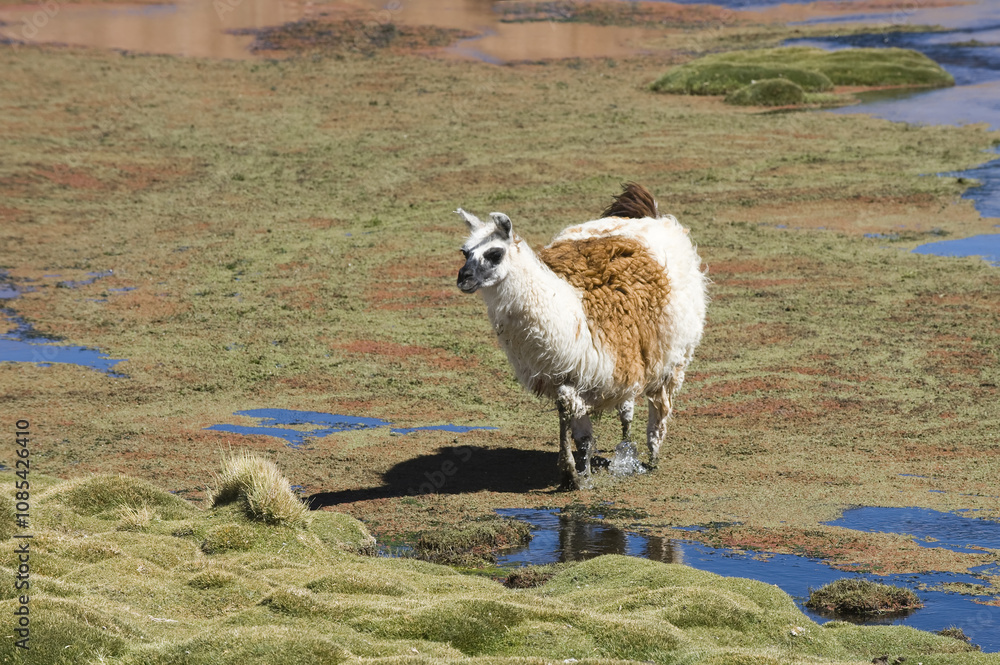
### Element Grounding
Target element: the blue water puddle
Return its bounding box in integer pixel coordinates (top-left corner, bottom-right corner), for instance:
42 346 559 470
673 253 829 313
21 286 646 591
57 269 114 289
913 233 1000 265
206 407 496 449
0 336 126 375
826 506 1000 554
0 272 127 375
496 508 1000 651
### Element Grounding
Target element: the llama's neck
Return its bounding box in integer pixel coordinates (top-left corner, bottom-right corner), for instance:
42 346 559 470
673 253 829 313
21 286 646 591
480 236 581 327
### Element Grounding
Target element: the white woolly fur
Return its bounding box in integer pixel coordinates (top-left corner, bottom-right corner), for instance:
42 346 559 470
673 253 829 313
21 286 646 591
479 214 707 411
457 197 708 486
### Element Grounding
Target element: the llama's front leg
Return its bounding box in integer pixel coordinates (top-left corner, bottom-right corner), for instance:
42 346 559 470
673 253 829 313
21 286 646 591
556 386 590 490
556 402 581 490
617 399 635 441
571 414 594 476
646 384 672 468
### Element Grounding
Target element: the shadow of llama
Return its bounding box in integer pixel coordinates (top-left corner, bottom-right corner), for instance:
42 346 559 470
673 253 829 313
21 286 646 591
456 183 708 490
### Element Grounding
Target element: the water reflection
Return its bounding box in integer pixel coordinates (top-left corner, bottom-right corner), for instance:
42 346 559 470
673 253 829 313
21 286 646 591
497 508 681 565
0 0 654 62
0 0 311 59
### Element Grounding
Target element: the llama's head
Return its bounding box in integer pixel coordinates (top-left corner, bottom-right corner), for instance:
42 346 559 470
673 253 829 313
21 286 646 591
456 208 513 294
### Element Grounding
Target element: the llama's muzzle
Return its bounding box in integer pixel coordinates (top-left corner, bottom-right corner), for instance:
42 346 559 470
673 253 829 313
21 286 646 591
457 264 480 293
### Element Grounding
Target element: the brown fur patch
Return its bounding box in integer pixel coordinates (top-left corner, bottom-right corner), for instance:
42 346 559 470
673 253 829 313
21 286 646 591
539 235 669 388
600 182 657 220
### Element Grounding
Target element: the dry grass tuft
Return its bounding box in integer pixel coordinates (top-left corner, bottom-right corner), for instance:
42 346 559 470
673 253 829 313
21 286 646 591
116 504 156 532
209 452 310 528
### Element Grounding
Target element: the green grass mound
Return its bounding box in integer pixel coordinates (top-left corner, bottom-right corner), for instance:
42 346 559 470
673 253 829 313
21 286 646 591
310 509 377 554
725 78 806 106
415 515 532 565
807 578 924 616
0 473 992 663
653 46 954 98
38 473 199 521
651 62 833 95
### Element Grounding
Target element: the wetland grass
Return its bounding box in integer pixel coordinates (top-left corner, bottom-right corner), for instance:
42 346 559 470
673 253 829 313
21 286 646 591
0 469 990 663
652 46 954 106
725 78 807 106
807 578 924 617
1 9 999 660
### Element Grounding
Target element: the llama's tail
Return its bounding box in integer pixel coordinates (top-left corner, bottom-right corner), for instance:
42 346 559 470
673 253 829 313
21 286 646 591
600 182 658 220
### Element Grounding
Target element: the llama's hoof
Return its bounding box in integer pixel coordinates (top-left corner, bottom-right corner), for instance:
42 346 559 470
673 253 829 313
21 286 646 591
557 472 591 491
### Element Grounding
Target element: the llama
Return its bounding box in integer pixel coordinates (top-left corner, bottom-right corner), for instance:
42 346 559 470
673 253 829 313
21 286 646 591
456 183 707 490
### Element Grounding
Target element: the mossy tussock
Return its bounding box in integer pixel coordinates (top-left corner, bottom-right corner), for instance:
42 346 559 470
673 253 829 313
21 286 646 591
414 515 532 565
725 78 807 107
1 471 991 663
652 62 834 96
807 578 924 617
209 451 310 527
652 46 954 106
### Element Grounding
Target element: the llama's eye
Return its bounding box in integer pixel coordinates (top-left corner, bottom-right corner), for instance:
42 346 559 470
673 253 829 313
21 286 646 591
462 249 470 259
484 248 504 265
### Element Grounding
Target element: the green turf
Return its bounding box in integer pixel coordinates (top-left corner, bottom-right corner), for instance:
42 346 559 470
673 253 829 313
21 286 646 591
1 472 993 663
652 46 954 99
725 78 807 106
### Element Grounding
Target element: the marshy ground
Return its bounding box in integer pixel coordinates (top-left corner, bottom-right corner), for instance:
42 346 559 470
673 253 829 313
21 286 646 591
1 0 999 659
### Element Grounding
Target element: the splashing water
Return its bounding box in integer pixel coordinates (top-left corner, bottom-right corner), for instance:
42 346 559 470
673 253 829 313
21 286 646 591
607 441 646 476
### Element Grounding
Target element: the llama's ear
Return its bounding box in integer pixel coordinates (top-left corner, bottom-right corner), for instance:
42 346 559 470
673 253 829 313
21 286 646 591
456 208 481 229
456 208 486 231
490 212 512 240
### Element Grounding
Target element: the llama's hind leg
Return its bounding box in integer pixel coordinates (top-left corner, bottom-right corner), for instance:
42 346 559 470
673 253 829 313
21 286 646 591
646 384 672 468
646 366 684 467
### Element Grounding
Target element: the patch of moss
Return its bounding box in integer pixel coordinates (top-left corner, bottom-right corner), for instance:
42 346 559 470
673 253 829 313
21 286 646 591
262 587 329 617
309 509 377 554
725 78 806 106
187 569 239 589
383 598 529 655
116 626 350 665
807 578 923 616
201 523 258 554
653 46 953 97
306 572 413 596
40 474 198 521
414 515 532 565
812 47 955 86
0 596 140 664
652 63 833 95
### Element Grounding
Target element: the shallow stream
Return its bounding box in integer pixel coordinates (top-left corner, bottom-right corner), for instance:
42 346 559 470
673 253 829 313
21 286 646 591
497 507 1000 652
787 0 1000 263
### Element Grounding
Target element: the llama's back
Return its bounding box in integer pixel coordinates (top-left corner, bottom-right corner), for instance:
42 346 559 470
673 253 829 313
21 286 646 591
539 207 707 399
